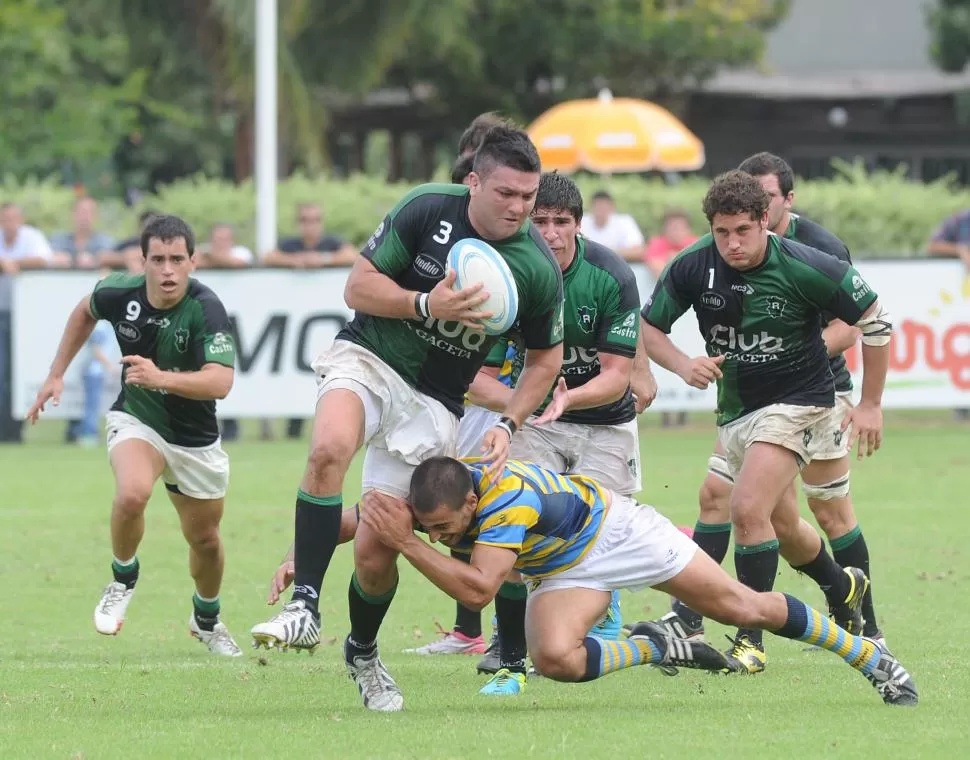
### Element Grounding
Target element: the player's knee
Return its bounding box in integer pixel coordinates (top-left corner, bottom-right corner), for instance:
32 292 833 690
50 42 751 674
353 533 398 591
729 491 771 539
305 437 357 485
699 469 731 524
338 506 359 545
113 484 152 518
803 477 854 536
530 644 581 682
187 527 221 556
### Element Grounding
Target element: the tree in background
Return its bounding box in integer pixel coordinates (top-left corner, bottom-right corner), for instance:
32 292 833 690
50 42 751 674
928 0 970 73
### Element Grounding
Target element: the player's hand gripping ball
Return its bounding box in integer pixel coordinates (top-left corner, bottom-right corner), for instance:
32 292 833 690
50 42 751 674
447 238 519 336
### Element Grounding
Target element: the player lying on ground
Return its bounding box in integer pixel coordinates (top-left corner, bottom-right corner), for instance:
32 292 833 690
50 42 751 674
641 152 886 648
362 456 917 706
638 170 893 673
26 214 242 656
251 124 566 713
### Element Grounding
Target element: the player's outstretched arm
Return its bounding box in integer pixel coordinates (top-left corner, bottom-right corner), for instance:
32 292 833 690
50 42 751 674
843 299 893 458
631 343 658 413
640 318 724 390
25 296 98 423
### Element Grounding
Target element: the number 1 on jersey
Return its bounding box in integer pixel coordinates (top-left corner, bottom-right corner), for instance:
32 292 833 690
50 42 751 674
708 268 714 288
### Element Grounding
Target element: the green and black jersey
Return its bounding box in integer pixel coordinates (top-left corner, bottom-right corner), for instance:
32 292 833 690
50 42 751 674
486 236 640 425
89 273 235 446
642 234 877 426
783 213 853 394
339 183 564 418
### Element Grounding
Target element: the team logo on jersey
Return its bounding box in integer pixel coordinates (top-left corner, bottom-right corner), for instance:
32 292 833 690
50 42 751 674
731 283 754 295
609 311 637 340
700 291 725 311
116 322 140 342
576 306 597 334
413 254 444 279
764 296 788 319
851 274 871 302
174 327 190 353
145 317 171 328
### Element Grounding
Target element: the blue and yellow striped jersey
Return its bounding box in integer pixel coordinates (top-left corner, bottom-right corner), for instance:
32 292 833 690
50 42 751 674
496 340 517 388
452 460 610 578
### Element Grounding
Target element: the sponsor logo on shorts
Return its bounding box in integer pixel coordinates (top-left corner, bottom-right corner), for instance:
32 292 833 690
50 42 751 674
576 305 597 334
414 254 444 279
764 296 788 319
700 291 725 311
803 429 813 447
175 327 190 353
833 428 844 447
116 322 140 342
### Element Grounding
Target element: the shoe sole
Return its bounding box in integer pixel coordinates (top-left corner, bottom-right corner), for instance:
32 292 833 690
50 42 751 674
250 632 319 654
95 620 124 636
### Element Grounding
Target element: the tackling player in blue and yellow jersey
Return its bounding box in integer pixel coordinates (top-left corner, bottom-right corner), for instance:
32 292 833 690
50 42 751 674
361 457 918 706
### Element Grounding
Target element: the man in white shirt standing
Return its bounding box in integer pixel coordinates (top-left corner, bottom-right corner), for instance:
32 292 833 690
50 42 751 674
0 203 54 274
580 191 645 263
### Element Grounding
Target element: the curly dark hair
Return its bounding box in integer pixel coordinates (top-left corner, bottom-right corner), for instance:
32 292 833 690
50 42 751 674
702 170 770 224
140 214 195 258
534 172 583 222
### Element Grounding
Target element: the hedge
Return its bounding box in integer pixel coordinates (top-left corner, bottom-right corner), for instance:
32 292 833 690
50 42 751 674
4 160 969 257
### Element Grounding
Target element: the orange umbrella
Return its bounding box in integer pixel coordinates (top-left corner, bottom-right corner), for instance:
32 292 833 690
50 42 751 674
527 89 705 174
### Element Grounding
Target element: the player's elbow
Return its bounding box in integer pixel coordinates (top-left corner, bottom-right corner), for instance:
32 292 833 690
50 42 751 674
208 368 235 400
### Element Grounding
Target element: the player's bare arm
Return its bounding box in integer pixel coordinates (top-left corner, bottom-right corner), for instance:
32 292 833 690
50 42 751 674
842 299 893 458
500 345 563 428
534 353 632 425
25 295 99 422
639 318 724 390
822 319 861 357
122 358 233 400
362 492 516 610
467 365 512 412
344 256 491 328
630 343 658 412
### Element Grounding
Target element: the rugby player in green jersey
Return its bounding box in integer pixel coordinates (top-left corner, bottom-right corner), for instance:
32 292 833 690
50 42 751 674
642 153 886 655
251 125 565 712
360 456 917 706
640 171 893 673
26 215 242 656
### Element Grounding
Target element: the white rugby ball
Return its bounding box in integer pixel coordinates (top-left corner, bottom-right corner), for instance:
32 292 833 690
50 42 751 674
446 238 519 336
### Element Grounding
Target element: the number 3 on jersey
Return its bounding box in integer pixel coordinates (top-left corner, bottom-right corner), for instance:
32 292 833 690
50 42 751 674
433 220 453 245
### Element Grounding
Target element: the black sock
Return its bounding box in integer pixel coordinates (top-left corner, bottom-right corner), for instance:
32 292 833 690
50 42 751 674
495 582 528 673
192 592 220 632
451 550 483 638
791 541 851 609
111 556 139 589
734 540 780 646
292 490 343 614
672 521 733 627
347 572 397 658
831 525 878 636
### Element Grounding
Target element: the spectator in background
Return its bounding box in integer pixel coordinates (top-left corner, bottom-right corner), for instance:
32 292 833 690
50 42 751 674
927 209 970 421
580 191 645 262
49 197 115 270
67 319 116 446
262 203 357 269
196 223 254 269
264 203 357 439
0 203 54 274
643 208 698 279
100 209 158 273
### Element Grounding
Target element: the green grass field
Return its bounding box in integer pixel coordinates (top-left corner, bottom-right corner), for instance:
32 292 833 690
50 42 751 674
3 414 968 759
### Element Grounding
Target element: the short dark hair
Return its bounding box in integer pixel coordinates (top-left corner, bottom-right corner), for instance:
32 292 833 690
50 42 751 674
457 112 511 156
138 209 159 226
472 125 541 179
702 170 770 224
409 457 474 514
451 153 475 184
140 214 196 258
591 190 613 204
738 152 794 197
534 172 583 222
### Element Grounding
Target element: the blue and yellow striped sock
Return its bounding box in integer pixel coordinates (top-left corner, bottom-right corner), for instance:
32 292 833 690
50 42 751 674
775 593 880 675
579 635 663 681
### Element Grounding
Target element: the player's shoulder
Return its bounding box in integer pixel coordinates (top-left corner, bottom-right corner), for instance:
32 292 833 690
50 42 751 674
579 237 637 287
663 233 716 279
186 277 227 305
516 223 561 279
790 214 850 262
94 271 145 293
775 235 848 281
390 182 469 217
